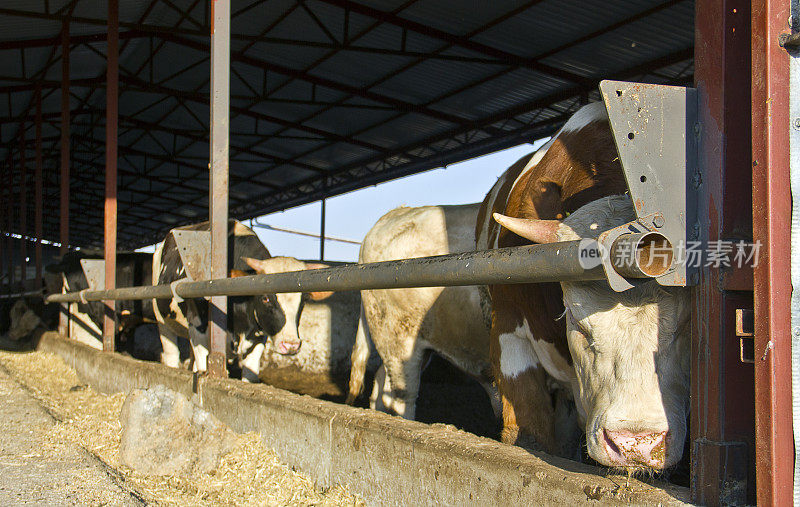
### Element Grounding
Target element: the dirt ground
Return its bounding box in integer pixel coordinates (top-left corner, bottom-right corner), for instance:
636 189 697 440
0 349 362 506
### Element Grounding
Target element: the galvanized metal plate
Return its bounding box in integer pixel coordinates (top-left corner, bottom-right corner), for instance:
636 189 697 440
80 259 105 290
172 229 211 281
600 80 698 286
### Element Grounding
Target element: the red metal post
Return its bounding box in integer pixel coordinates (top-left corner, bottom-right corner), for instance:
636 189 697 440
59 19 70 255
3 163 9 293
692 0 757 504
208 0 230 377
34 85 42 288
59 19 70 337
8 157 15 289
751 0 793 503
103 0 119 352
18 127 26 285
0 165 3 293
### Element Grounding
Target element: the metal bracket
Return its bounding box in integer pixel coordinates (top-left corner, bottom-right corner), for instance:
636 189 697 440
600 80 699 288
80 259 106 291
172 229 211 281
597 215 660 292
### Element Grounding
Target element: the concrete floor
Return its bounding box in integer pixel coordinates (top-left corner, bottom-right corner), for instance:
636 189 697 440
0 368 144 505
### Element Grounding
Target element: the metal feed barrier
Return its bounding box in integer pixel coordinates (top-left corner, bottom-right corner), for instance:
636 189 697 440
45 234 671 305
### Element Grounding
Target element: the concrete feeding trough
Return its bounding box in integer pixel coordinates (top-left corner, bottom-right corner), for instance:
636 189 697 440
37 332 690 506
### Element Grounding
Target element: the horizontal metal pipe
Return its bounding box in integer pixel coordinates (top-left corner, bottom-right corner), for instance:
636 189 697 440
46 241 613 303
0 289 45 300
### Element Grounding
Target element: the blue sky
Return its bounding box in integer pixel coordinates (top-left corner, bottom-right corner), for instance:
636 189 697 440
250 141 547 262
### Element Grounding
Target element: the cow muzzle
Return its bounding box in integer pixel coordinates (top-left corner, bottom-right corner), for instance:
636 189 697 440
599 428 668 469
275 340 301 355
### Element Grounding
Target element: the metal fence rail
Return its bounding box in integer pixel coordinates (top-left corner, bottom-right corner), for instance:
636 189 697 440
45 241 639 304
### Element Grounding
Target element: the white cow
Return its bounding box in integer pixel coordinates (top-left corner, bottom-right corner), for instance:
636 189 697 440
346 204 500 419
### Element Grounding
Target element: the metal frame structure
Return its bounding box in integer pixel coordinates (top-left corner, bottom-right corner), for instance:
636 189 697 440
0 0 694 249
0 1 794 505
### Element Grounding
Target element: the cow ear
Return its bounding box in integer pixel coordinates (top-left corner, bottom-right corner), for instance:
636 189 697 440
243 257 266 273
303 264 331 300
493 213 561 243
229 269 249 278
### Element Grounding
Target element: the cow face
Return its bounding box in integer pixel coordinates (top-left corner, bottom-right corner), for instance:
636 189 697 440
494 195 691 470
243 257 333 356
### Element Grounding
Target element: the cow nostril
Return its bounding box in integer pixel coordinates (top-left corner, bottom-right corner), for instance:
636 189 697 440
276 340 301 355
601 429 668 466
602 429 622 456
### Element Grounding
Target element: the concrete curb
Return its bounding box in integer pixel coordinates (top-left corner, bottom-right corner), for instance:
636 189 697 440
37 332 691 506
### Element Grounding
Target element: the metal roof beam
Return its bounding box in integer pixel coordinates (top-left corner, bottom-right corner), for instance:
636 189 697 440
312 0 594 87
119 74 391 154
158 32 483 129
0 30 146 51
114 114 327 174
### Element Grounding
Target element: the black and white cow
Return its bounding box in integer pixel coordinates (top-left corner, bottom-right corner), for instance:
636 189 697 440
152 220 331 381
46 251 157 353
0 296 58 343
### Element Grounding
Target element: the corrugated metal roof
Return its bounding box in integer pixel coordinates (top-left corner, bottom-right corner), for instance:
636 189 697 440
0 0 694 248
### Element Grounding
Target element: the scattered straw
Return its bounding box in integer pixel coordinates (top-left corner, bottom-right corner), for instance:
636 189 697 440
0 350 363 506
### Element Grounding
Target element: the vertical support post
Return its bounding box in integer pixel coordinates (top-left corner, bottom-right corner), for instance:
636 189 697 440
103 0 119 353
751 0 793 504
34 85 42 288
692 0 756 504
59 19 70 336
59 19 70 255
320 197 326 261
208 0 230 378
18 127 26 285
3 163 9 294
8 157 15 290
0 164 3 294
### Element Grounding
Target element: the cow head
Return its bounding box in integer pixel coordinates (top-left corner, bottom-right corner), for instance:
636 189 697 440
242 257 333 356
6 299 44 341
494 195 690 471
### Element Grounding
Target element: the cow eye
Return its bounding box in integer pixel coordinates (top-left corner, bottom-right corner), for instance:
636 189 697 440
261 296 270 304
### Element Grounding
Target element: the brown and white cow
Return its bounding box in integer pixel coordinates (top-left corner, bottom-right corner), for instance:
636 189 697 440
478 101 691 470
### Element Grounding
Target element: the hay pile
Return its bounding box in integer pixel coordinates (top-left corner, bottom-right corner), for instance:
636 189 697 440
0 350 362 506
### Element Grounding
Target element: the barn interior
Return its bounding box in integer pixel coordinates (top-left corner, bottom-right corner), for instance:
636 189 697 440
0 1 789 505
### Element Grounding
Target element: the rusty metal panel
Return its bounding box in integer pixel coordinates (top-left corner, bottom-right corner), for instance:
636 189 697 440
790 2 800 501
693 0 757 504
752 0 793 503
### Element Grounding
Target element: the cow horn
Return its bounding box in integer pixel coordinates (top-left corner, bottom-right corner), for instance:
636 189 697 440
243 257 266 272
493 213 561 243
